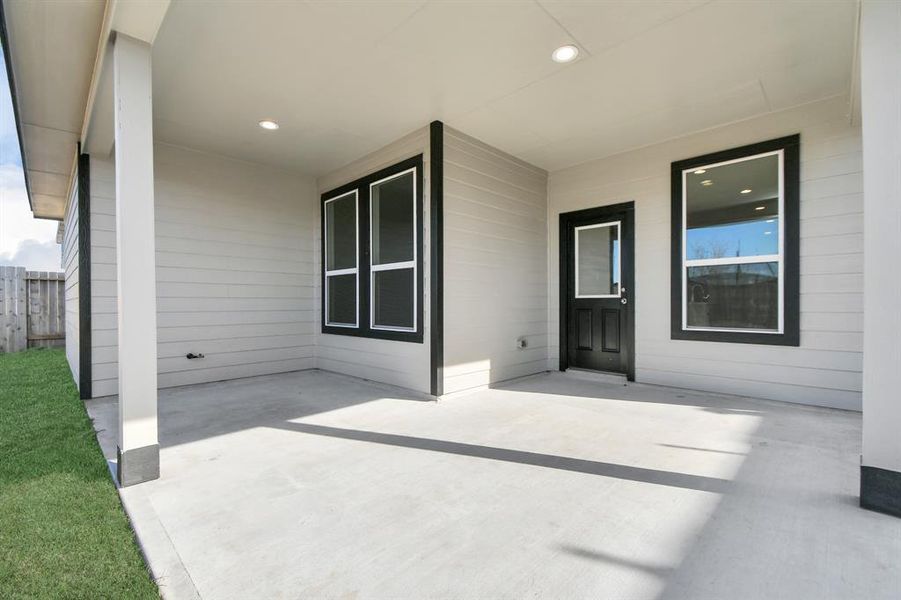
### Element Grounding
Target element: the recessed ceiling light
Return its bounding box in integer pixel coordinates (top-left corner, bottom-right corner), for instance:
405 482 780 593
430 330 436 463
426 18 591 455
552 45 579 63
700 179 713 186
741 188 752 194
755 206 766 211
694 169 707 175
258 119 279 130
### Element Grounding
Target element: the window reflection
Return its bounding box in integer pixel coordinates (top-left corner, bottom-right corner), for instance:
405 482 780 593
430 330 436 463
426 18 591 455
686 263 778 330
325 193 357 271
371 172 415 266
685 153 779 259
687 218 778 259
682 151 782 333
576 222 620 297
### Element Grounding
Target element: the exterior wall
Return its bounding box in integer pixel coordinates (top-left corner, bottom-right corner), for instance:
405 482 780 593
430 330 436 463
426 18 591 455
316 127 431 393
442 127 549 394
548 96 863 410
89 144 318 397
62 178 80 386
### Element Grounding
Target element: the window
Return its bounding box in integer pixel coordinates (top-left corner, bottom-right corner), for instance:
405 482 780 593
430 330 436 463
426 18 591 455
370 169 417 331
324 190 358 327
671 135 799 346
575 221 621 298
321 156 423 343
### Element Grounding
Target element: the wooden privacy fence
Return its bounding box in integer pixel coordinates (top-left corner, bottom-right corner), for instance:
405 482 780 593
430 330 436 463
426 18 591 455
0 267 66 353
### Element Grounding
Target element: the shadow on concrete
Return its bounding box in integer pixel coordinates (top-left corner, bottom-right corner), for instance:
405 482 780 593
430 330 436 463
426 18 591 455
496 373 767 416
160 371 430 448
86 369 901 598
86 370 430 453
495 376 900 599
558 544 674 579
659 443 747 456
269 420 732 494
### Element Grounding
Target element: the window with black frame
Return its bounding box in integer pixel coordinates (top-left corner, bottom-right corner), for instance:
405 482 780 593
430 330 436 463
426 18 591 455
671 135 799 346
321 155 423 343
323 190 358 328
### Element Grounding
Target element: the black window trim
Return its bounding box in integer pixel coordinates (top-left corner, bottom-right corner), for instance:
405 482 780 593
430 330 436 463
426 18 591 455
321 154 424 343
670 134 800 346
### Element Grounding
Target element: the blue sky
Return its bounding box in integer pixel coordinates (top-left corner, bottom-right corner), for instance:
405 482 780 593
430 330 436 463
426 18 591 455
686 219 779 260
0 45 61 272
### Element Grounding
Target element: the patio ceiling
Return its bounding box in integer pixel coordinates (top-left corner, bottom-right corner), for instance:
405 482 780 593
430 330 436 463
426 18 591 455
148 0 858 175
4 1 859 219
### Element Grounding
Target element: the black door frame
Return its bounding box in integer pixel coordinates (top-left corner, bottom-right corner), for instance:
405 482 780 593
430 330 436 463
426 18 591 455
559 201 635 381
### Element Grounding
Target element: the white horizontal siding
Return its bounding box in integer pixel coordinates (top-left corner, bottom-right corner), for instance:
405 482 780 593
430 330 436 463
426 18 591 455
316 127 431 393
548 96 863 410
62 178 79 386
443 126 549 394
90 144 318 398
88 155 115 396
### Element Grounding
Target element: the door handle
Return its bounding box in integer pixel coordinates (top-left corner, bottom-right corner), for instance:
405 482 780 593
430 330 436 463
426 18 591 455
621 298 628 305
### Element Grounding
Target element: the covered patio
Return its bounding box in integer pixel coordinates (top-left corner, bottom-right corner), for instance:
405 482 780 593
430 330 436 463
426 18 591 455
86 371 901 599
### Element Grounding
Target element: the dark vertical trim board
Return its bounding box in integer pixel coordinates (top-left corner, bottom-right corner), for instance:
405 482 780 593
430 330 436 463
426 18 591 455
0 2 33 209
558 215 568 372
77 151 93 399
623 207 636 381
861 466 901 518
429 121 444 397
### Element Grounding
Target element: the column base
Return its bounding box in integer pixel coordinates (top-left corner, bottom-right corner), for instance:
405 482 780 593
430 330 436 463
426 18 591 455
117 444 160 487
860 465 901 518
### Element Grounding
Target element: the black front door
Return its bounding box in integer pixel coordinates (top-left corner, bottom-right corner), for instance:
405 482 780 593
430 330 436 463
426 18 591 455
561 202 634 379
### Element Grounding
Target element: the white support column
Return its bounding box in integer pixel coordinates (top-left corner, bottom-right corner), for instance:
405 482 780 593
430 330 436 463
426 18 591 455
113 33 159 486
860 0 901 517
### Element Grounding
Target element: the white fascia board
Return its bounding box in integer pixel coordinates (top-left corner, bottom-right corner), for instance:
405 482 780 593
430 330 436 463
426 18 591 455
81 0 171 153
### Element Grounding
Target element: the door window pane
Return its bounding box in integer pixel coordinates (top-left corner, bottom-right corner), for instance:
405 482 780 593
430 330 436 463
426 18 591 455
685 153 779 260
373 268 414 330
371 171 415 265
576 223 620 297
327 274 356 326
686 263 778 330
325 192 357 271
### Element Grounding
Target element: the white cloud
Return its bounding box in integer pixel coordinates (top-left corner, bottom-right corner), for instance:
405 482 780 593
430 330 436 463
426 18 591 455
0 164 61 271
0 238 61 271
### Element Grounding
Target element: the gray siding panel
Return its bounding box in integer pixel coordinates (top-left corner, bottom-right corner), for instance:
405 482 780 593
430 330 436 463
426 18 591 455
442 126 549 394
62 180 79 385
548 96 863 410
90 144 318 397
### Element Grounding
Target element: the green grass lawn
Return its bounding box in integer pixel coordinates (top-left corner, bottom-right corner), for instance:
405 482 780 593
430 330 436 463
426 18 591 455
0 348 158 599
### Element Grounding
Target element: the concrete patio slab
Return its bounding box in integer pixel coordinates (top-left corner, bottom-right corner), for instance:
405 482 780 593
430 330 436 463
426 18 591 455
86 370 901 599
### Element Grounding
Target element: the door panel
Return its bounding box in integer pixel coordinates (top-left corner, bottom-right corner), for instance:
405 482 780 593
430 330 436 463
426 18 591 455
602 309 620 352
577 309 592 350
561 204 634 379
